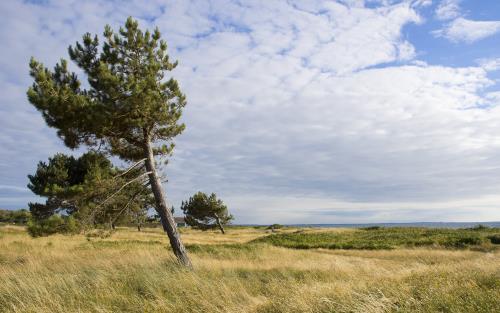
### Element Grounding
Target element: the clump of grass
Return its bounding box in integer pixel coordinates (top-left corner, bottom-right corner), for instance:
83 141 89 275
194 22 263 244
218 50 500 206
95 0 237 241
253 227 500 250
85 228 115 239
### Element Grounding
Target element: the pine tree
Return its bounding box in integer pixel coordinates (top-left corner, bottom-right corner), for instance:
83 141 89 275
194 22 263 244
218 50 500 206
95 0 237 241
181 192 233 234
27 152 152 231
27 17 191 266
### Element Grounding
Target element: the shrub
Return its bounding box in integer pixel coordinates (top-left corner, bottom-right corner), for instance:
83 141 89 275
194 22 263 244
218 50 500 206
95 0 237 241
448 236 484 248
487 235 500 244
467 224 490 231
27 215 80 237
267 224 284 230
361 226 381 231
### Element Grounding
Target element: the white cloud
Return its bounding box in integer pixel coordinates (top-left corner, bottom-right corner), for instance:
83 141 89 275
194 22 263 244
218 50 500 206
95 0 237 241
435 0 462 21
1 0 500 222
477 58 500 72
433 17 500 43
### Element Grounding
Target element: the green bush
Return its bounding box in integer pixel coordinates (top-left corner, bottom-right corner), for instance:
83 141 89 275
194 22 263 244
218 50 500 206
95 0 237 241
27 215 80 237
487 235 500 244
467 224 490 231
267 224 284 230
361 226 381 231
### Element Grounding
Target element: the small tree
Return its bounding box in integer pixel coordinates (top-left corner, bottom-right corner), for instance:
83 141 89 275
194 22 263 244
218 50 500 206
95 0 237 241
27 151 152 233
27 18 191 266
181 192 233 234
27 152 114 220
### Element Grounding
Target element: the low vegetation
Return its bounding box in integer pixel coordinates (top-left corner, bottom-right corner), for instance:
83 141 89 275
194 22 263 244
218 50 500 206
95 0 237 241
0 209 30 225
1 225 499 312
253 226 500 250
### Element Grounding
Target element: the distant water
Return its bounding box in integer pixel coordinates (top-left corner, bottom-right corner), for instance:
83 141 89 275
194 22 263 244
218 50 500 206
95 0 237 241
288 222 500 229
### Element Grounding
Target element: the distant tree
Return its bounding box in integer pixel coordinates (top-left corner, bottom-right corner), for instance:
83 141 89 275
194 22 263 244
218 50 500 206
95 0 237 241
181 192 233 234
27 18 191 266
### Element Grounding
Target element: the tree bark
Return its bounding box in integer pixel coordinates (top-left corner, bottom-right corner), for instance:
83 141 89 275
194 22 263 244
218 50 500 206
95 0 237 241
215 215 225 234
143 140 192 268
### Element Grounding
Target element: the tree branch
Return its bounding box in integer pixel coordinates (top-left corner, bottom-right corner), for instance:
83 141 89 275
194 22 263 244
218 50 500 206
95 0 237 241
113 158 146 179
103 171 152 206
111 189 143 224
84 171 152 225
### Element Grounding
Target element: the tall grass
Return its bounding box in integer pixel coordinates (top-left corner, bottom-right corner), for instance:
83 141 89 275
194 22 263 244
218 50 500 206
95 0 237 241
1 225 499 312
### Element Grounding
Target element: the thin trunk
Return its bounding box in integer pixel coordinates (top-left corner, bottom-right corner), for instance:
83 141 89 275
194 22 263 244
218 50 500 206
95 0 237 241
137 223 141 232
215 215 225 234
143 139 192 268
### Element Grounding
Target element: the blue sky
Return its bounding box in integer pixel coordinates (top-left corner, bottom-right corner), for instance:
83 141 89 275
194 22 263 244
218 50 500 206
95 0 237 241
1 0 500 224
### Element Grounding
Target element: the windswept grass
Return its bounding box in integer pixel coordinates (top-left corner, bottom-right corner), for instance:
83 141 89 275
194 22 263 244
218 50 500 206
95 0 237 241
1 225 499 312
253 226 500 250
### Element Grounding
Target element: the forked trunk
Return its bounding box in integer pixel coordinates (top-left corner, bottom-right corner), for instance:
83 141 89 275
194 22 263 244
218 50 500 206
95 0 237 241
143 140 192 268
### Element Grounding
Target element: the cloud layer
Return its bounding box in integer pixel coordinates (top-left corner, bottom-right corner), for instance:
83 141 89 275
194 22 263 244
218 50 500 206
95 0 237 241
1 0 500 223
433 17 500 43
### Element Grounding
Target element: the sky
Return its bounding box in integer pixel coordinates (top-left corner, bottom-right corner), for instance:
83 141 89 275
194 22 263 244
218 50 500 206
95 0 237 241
1 0 500 224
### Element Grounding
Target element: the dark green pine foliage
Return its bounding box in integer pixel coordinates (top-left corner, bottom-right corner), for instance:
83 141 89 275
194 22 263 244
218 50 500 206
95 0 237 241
27 152 152 231
27 152 113 220
27 17 191 266
181 192 234 234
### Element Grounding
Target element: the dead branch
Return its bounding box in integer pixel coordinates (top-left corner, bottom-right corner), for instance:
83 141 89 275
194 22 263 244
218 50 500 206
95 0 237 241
113 158 146 179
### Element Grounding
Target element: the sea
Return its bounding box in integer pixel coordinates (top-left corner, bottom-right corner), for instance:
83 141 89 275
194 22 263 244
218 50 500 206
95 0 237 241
286 222 500 229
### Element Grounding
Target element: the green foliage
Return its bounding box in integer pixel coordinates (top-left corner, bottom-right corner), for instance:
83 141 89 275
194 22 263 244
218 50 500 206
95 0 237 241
27 17 186 162
267 224 284 230
27 151 152 234
487 235 500 244
0 209 31 224
253 227 500 250
27 215 80 237
27 151 115 220
181 192 233 233
361 225 381 230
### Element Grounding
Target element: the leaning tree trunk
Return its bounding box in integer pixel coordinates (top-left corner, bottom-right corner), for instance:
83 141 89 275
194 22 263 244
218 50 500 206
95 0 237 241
144 141 192 268
215 215 225 234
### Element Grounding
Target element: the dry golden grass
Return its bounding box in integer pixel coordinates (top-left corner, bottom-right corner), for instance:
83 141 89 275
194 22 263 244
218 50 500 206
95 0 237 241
1 225 499 312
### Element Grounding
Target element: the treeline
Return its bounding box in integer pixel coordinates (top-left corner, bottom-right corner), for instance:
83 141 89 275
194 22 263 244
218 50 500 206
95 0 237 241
0 209 30 224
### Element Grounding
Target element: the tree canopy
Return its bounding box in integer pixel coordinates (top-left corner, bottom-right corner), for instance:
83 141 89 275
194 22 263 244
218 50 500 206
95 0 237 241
27 151 152 232
181 192 233 234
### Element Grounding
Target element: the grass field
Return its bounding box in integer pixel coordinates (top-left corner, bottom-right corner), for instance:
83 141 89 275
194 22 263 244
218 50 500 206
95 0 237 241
1 225 499 312
253 226 500 250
